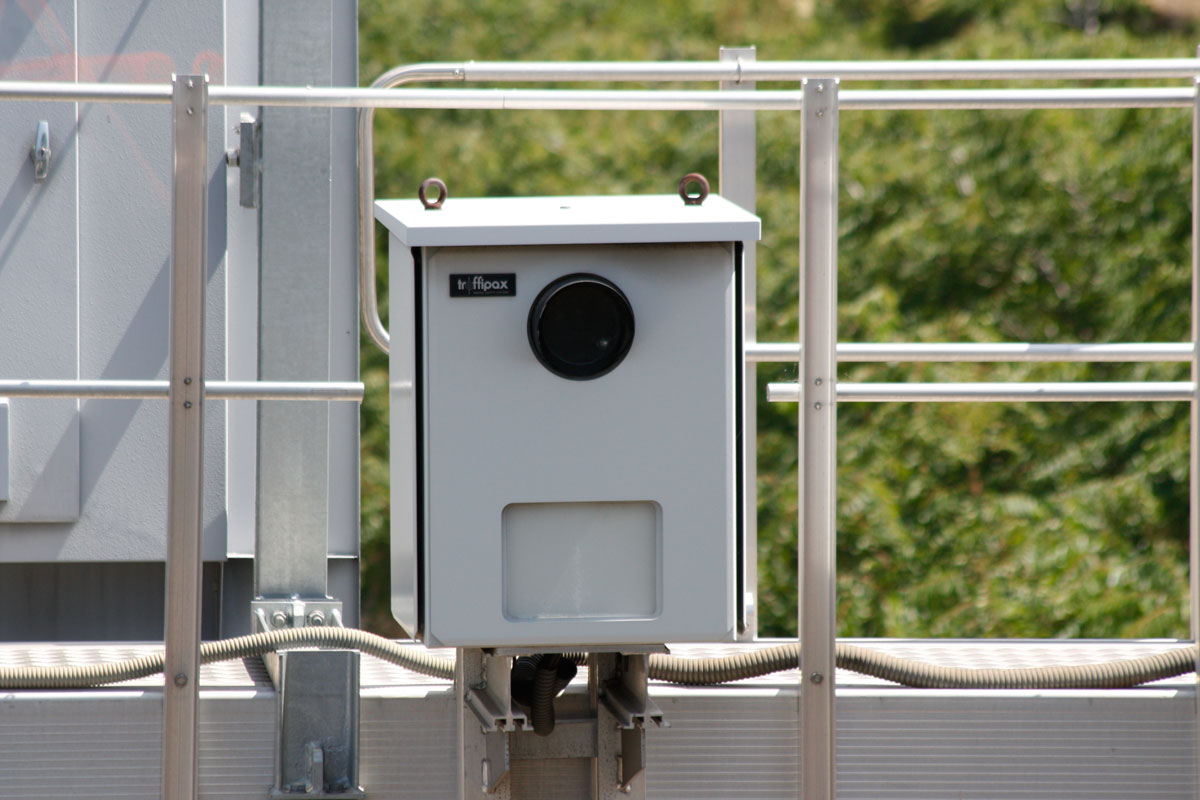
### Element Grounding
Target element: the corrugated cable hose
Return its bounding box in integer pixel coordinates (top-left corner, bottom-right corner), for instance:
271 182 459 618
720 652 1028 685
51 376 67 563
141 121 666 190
0 627 1194 690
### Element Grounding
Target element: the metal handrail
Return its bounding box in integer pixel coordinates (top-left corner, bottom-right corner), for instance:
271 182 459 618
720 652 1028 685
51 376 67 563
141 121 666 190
0 74 1196 358
747 342 1194 362
767 381 1195 403
0 379 363 400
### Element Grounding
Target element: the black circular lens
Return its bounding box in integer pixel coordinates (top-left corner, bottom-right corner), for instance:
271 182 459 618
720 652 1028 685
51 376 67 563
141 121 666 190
527 273 634 380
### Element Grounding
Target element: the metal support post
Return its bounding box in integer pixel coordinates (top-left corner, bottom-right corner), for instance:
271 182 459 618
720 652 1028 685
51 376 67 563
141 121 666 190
592 653 660 799
720 45 759 640
458 648 516 799
162 73 208 800
271 650 364 799
798 78 839 800
1187 50 1200 795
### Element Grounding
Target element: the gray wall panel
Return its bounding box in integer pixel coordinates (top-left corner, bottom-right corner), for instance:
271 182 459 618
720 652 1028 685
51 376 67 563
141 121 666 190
0 1 230 563
71 0 227 563
0 0 80 530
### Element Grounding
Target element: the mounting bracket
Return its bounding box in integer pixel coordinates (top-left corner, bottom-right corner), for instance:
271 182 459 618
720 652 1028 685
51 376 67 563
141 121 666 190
457 649 666 799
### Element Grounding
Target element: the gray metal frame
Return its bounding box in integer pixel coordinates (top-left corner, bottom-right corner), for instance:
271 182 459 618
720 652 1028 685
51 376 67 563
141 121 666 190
3 54 1200 800
719 46 759 640
163 73 208 800
797 78 839 800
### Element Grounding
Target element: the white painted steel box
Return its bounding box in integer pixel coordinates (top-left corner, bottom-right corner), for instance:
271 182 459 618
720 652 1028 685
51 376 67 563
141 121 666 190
377 195 760 648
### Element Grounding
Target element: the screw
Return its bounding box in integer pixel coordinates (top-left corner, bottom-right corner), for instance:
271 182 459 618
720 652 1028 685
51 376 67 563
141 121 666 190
816 83 825 93
816 110 824 117
813 402 822 410
173 672 188 687
183 401 192 409
186 79 194 89
187 107 194 116
270 610 289 628
183 377 192 385
306 610 326 627
225 150 240 167
810 671 823 685
814 378 822 386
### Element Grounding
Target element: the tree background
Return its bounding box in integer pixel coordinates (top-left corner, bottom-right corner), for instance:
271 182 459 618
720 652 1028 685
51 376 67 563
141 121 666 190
357 0 1198 640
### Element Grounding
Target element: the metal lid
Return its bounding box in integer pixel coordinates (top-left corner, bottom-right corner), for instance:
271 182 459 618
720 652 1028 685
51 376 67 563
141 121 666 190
374 194 760 247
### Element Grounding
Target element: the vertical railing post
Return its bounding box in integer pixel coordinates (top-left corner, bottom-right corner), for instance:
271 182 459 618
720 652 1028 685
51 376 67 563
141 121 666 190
799 77 838 800
1187 51 1199 796
163 72 208 800
720 45 759 639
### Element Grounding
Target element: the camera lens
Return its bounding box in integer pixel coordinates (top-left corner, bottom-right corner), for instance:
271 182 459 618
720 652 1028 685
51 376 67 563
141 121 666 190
528 273 635 380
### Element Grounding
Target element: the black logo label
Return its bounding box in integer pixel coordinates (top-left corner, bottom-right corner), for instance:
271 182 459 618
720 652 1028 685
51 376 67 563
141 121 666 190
450 273 516 297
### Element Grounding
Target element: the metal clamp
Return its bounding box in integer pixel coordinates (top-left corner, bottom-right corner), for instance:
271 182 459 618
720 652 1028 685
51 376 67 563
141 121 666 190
253 598 344 633
31 121 51 182
419 177 447 209
677 172 709 205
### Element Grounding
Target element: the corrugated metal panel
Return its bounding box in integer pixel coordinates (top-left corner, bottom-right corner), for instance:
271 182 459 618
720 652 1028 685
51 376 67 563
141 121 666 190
647 695 800 798
0 692 274 799
511 757 593 798
837 693 1197 799
0 641 1194 798
360 694 457 800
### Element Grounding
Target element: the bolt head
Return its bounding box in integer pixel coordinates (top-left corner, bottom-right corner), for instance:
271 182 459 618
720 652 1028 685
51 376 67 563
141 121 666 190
270 610 290 628
173 672 188 687
809 671 824 684
306 610 326 627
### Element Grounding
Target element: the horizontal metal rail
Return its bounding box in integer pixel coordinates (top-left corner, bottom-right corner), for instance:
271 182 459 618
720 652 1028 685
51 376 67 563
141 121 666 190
458 58 1200 82
4 74 1194 357
3 58 1199 107
0 380 363 400
0 82 1196 111
747 342 1195 363
766 381 1195 403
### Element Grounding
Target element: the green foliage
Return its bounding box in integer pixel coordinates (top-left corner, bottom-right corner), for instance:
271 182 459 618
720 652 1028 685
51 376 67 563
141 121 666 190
359 0 1197 639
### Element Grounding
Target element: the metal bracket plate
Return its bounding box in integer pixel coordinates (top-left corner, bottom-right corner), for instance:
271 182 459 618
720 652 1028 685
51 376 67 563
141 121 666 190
31 120 50 182
252 598 344 633
594 653 666 796
237 115 260 208
458 649 515 798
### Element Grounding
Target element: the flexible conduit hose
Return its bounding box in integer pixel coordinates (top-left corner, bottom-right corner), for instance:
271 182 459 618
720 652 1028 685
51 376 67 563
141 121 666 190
1 628 1195 690
0 627 454 689
648 642 1200 689
529 654 563 737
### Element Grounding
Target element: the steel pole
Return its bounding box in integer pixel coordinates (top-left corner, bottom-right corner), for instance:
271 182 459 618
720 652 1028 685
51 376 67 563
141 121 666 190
1191 69 1200 648
721 45 759 640
798 77 838 800
162 74 207 800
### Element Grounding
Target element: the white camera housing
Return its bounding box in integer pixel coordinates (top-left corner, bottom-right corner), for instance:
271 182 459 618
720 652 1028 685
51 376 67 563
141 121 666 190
376 194 760 648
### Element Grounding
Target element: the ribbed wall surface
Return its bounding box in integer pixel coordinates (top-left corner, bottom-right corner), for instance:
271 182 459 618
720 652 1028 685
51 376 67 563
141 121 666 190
647 694 801 798
0 641 1194 798
360 693 457 800
837 692 1197 799
0 692 274 799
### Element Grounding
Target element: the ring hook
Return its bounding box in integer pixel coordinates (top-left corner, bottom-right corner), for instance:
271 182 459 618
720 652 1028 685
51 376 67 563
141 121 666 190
678 172 709 206
419 177 448 210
